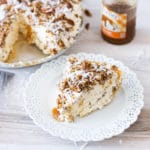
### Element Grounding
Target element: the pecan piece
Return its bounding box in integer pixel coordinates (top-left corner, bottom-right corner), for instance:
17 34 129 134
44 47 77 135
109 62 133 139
68 57 78 64
0 0 7 5
84 9 92 17
85 23 90 30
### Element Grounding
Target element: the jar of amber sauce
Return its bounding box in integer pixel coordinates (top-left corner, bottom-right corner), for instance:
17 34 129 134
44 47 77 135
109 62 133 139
101 0 137 44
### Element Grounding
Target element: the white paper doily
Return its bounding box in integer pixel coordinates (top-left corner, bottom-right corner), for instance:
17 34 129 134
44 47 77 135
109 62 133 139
24 53 144 142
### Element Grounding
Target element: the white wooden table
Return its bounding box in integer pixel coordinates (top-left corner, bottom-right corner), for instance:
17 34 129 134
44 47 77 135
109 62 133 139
0 0 150 149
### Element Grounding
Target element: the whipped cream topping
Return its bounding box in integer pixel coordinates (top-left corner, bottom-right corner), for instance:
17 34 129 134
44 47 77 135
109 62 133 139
57 57 121 104
0 5 6 21
60 57 113 89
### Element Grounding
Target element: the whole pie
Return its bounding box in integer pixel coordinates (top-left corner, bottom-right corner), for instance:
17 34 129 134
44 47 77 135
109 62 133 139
0 0 82 62
52 57 122 122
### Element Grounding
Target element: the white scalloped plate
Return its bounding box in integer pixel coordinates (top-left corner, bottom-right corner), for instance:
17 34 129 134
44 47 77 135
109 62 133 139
24 53 144 142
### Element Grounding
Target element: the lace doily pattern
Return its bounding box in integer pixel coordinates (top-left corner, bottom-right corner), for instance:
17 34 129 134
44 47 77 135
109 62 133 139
24 53 144 141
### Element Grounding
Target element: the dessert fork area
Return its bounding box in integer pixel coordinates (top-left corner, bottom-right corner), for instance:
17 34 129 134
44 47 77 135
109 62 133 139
0 0 150 150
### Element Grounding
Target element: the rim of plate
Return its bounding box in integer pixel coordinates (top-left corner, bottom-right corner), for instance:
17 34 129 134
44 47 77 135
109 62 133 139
24 52 144 142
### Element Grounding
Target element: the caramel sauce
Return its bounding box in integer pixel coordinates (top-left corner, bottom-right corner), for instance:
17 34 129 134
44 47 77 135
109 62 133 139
5 49 17 63
52 108 60 120
101 3 136 44
26 25 33 42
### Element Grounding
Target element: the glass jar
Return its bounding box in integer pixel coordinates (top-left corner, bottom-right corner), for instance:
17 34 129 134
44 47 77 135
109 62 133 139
101 0 137 44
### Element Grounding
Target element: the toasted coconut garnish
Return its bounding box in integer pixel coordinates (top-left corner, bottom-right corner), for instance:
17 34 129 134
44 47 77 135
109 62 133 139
58 57 116 93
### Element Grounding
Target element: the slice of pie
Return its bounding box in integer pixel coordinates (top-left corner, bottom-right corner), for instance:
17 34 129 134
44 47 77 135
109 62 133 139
52 56 122 122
